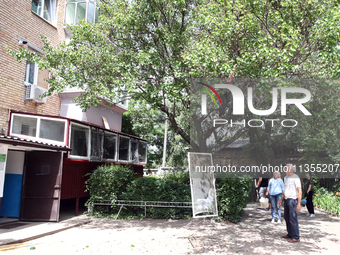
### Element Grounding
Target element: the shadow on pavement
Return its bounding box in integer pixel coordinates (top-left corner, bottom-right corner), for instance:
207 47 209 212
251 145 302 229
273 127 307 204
82 202 340 254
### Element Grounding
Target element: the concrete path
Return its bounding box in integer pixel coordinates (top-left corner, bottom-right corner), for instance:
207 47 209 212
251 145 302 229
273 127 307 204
0 203 339 254
0 215 91 246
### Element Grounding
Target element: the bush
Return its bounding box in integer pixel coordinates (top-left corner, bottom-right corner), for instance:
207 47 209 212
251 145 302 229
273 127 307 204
85 164 135 202
87 167 252 222
161 171 190 185
314 187 340 216
333 180 340 192
216 176 253 223
121 176 191 219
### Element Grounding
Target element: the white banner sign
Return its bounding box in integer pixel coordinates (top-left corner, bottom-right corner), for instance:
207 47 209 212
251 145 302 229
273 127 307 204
188 152 218 218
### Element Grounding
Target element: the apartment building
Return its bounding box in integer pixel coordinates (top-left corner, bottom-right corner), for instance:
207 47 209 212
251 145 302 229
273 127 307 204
0 0 147 222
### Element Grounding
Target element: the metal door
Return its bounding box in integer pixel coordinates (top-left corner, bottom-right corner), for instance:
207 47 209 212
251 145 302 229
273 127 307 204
20 151 63 221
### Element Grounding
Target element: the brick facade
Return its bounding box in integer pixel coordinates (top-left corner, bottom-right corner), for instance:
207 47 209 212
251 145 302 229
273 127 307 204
0 0 67 131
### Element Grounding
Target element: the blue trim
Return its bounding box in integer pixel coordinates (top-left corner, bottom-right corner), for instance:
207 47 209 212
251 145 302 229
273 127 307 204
0 173 23 217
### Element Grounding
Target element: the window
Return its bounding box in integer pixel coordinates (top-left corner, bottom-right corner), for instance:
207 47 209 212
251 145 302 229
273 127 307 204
24 60 49 102
31 0 56 24
39 119 65 142
70 124 90 158
12 115 37 137
10 114 67 145
138 141 147 164
90 128 103 161
130 139 139 164
118 136 130 161
65 0 99 25
103 132 117 161
24 61 38 86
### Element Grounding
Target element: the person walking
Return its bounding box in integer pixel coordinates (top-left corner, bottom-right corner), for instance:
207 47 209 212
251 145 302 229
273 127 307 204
256 176 270 210
278 164 302 243
256 177 269 199
266 171 284 223
305 172 315 217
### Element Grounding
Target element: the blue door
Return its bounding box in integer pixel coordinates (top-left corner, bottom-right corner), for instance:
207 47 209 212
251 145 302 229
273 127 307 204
0 151 25 217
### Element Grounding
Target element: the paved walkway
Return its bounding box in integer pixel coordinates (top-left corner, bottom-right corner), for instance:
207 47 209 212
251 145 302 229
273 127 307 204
0 203 340 254
0 214 91 246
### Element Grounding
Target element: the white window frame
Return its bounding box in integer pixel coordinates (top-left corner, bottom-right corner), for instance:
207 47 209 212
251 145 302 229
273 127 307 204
69 122 91 160
10 113 68 146
103 131 118 162
31 0 57 25
24 61 38 86
138 141 148 164
64 0 98 25
118 135 131 163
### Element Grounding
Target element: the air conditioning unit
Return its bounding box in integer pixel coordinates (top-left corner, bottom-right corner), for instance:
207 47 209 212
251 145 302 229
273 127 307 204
26 85 48 104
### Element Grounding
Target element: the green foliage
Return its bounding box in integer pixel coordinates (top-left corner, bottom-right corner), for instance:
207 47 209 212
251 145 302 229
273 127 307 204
193 0 340 78
333 180 340 192
122 100 189 168
162 171 190 185
165 131 189 168
87 167 251 222
85 164 135 202
121 176 192 219
121 112 138 137
313 177 320 193
122 100 166 168
314 187 340 216
7 0 340 155
216 177 253 223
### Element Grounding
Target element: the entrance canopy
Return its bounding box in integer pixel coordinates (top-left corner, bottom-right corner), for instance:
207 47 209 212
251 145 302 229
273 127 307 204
0 135 72 152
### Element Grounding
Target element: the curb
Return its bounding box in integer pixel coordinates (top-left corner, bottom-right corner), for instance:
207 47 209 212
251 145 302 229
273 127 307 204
1 220 92 246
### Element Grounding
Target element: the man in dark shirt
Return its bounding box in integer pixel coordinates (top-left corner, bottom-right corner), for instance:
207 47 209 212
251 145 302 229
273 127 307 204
305 172 315 217
256 177 270 210
256 177 269 198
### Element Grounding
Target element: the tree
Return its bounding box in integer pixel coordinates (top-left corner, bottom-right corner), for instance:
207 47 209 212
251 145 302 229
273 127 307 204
123 100 189 168
9 0 340 157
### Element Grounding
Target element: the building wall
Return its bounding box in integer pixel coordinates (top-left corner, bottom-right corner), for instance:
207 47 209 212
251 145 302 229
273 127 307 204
0 0 67 131
85 106 123 131
60 93 124 131
61 161 102 200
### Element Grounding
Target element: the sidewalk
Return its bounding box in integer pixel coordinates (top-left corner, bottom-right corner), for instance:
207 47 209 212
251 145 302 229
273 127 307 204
0 214 91 246
75 202 340 254
1 203 340 254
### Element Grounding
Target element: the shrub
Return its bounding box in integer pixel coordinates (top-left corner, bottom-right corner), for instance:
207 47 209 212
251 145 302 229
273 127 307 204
216 176 253 223
333 180 340 192
85 164 135 202
314 187 340 216
87 167 252 222
161 171 190 185
121 176 191 219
